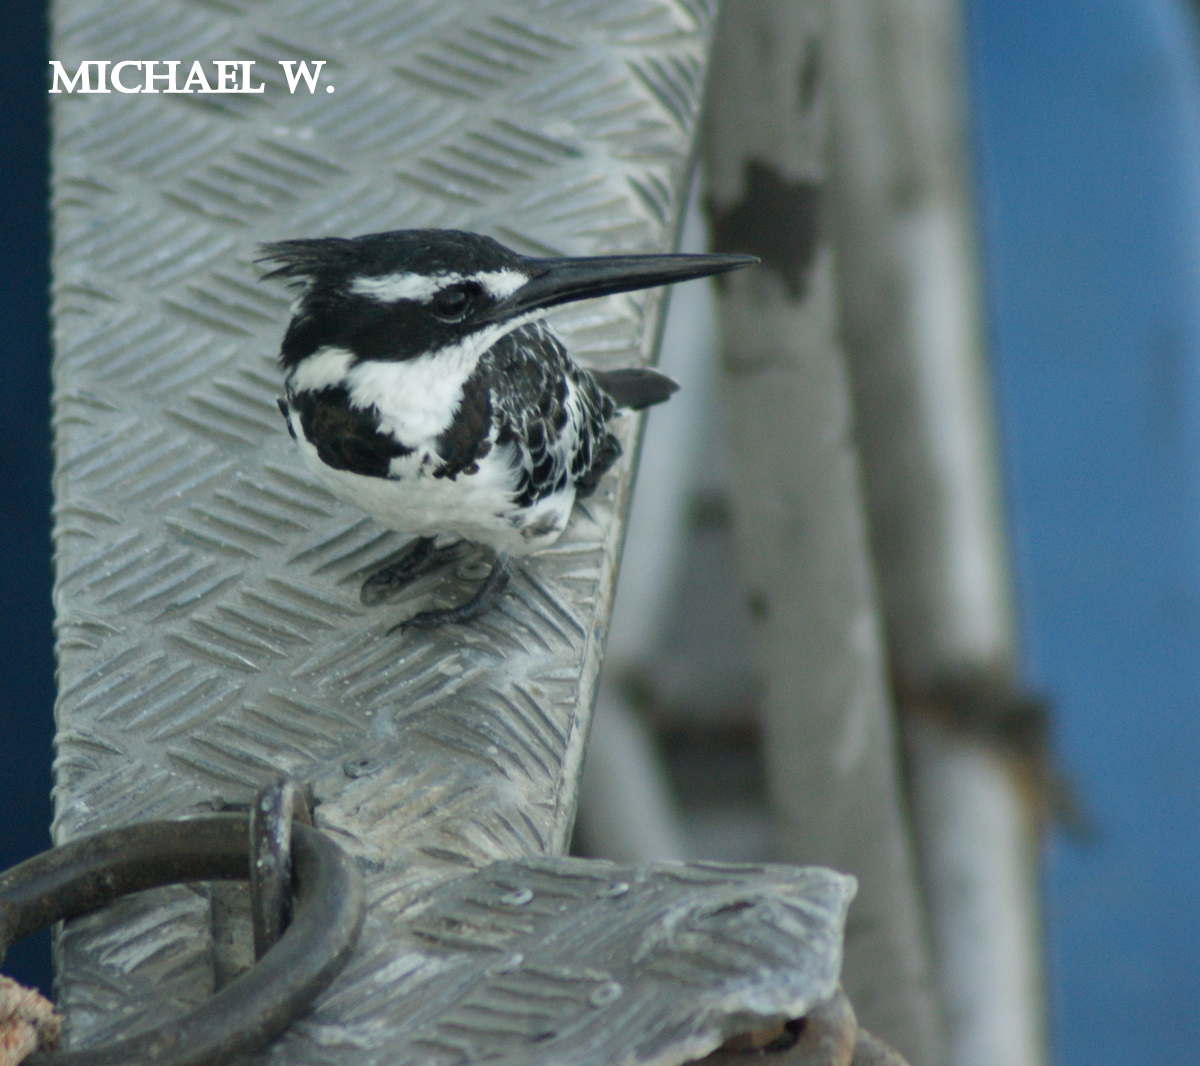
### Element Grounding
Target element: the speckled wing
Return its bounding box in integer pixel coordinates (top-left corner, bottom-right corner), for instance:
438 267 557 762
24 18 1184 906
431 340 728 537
472 323 620 508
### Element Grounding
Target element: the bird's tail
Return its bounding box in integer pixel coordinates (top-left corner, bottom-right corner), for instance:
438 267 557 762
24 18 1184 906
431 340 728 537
592 367 679 410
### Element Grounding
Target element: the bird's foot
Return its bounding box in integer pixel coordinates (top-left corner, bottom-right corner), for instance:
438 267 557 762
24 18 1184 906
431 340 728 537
392 554 512 631
360 537 466 605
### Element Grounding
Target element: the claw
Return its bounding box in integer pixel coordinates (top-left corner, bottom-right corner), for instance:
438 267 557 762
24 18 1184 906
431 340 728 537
360 537 465 605
391 554 512 631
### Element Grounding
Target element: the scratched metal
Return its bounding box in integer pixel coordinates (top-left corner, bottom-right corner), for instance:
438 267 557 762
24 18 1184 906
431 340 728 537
45 0 853 1062
276 859 852 1066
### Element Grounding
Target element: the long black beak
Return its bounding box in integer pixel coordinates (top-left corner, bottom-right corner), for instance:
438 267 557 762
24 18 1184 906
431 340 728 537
485 251 758 321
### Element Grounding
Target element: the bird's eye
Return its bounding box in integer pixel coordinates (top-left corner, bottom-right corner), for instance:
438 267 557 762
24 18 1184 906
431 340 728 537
431 284 473 321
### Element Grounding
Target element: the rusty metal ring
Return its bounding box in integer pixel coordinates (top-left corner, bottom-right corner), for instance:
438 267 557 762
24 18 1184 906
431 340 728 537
0 815 364 1066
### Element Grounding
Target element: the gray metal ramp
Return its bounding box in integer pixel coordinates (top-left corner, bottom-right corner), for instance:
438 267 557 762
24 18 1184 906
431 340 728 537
51 1 707 856
46 1 863 1063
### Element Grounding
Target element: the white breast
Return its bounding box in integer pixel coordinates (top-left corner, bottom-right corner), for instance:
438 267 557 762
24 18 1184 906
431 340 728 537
286 407 574 555
283 313 575 553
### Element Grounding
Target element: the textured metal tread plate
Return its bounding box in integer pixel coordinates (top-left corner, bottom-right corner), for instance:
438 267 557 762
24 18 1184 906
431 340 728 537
49 0 728 1059
272 859 853 1066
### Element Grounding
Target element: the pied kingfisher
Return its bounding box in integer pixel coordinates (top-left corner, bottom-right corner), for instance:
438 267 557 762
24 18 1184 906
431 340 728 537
260 229 754 629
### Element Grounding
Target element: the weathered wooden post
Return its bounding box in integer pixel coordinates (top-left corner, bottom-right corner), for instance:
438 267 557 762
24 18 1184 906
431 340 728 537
704 3 945 1063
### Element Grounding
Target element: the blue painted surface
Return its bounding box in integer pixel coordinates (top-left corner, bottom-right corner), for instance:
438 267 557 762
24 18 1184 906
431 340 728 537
0 5 55 995
967 0 1200 1061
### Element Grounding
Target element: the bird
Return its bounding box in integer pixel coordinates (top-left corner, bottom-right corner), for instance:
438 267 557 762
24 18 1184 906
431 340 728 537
259 228 756 630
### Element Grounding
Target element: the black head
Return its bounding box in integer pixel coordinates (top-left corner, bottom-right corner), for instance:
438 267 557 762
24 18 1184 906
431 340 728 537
259 230 532 368
259 228 757 367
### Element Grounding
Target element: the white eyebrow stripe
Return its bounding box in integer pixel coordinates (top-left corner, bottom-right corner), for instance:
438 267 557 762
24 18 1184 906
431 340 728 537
350 273 449 302
348 268 530 304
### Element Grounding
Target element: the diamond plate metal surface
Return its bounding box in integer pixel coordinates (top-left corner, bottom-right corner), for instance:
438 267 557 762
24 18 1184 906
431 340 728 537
271 858 853 1066
45 0 846 1061
52 1 712 847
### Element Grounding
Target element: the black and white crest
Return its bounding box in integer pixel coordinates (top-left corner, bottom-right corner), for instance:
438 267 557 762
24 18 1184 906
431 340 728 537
260 228 756 628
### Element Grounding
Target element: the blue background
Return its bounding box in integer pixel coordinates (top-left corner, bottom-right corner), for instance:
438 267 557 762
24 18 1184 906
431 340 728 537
3 3 1199 1063
968 2 1200 1061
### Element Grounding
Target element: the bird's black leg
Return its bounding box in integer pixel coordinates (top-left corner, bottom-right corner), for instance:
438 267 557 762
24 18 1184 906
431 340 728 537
360 536 466 605
393 553 513 631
